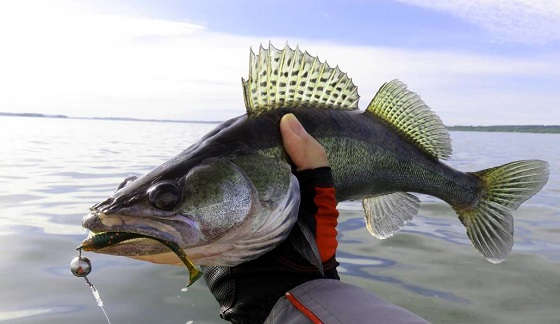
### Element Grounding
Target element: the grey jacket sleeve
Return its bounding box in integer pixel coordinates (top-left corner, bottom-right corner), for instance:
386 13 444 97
265 279 429 324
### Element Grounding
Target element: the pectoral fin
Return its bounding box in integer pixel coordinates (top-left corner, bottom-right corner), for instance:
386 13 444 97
363 192 420 239
289 219 324 276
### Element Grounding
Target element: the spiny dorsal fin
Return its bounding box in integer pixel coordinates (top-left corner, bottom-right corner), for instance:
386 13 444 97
242 44 359 115
366 80 452 160
363 192 420 239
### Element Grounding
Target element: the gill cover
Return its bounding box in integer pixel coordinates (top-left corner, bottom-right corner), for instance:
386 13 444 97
181 156 301 266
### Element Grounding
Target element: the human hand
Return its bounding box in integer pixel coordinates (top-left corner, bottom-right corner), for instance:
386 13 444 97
280 113 329 171
204 114 337 323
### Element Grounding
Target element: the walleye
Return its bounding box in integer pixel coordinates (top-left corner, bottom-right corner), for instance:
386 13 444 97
81 45 549 281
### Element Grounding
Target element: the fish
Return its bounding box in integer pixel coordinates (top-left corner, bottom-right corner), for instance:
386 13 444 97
81 44 549 284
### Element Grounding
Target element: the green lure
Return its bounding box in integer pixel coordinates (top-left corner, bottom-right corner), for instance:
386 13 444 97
78 232 202 286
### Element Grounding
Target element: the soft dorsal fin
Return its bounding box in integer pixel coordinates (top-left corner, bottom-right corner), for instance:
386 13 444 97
366 80 452 160
242 44 359 115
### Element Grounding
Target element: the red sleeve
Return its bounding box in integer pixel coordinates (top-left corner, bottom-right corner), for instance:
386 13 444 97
294 167 339 264
313 187 339 262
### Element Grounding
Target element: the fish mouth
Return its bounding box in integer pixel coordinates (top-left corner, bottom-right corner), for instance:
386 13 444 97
81 210 180 254
81 208 203 251
79 231 173 254
80 210 203 286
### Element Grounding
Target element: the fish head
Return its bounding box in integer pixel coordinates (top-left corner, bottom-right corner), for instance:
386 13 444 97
81 155 300 266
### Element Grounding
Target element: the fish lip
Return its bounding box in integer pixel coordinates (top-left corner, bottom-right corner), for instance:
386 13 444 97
81 208 205 255
80 228 177 249
81 210 184 251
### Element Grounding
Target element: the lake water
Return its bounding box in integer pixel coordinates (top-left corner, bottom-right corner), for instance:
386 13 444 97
1 116 559 323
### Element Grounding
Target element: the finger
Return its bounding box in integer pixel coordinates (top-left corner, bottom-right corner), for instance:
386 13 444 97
280 114 305 166
280 113 305 150
280 113 307 138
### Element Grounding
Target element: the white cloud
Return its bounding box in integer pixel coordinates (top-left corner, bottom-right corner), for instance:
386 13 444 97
0 1 558 125
395 0 560 44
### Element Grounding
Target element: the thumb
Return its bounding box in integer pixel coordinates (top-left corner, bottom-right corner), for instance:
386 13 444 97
280 113 307 163
280 113 307 139
280 113 328 170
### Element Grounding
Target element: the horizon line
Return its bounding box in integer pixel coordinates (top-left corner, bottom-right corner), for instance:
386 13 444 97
1 111 560 128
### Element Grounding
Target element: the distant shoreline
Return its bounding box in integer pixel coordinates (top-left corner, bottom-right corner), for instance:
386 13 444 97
2 112 559 133
0 112 69 119
447 125 560 134
0 112 221 124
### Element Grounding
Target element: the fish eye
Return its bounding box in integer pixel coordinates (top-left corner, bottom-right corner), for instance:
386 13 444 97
117 176 138 191
147 181 180 211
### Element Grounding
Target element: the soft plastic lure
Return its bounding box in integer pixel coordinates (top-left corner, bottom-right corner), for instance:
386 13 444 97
78 232 201 286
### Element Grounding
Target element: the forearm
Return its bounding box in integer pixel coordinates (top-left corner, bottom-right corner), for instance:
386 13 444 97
295 167 339 263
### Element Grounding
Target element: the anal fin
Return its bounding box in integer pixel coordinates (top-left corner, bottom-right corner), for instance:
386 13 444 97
363 192 420 239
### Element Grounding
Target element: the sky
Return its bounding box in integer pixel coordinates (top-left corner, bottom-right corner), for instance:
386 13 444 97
0 0 559 125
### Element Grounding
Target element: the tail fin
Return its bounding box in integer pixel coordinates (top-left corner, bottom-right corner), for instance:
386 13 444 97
455 160 549 263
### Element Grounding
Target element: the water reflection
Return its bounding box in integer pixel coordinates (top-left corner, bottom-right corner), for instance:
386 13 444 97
0 117 558 323
337 251 469 304
0 306 81 322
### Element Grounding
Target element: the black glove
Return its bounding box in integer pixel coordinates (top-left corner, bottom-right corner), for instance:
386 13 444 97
204 167 340 324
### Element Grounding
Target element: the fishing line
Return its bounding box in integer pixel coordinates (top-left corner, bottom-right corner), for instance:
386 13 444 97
70 248 112 324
